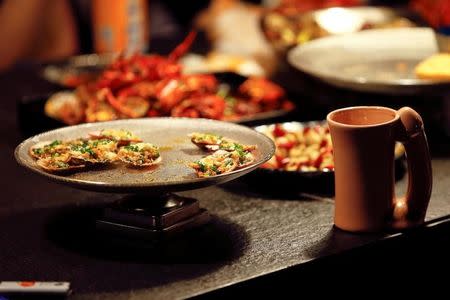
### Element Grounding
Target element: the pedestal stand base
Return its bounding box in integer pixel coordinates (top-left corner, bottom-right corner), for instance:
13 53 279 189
96 193 210 239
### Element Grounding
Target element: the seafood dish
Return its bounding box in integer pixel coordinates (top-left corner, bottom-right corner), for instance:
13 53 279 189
44 31 294 125
180 52 267 77
44 52 267 88
189 132 256 152
117 143 161 167
28 129 258 177
29 129 160 172
256 122 405 172
240 121 407 195
258 122 334 172
188 132 257 178
88 129 142 145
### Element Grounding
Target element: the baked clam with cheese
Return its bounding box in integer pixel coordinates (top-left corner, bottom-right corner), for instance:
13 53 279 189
29 129 160 172
189 132 257 177
117 143 161 167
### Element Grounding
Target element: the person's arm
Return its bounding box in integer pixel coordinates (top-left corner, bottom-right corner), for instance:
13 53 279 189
0 0 78 71
0 0 50 70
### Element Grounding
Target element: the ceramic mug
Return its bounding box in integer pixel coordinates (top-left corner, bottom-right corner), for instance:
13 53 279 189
327 106 432 232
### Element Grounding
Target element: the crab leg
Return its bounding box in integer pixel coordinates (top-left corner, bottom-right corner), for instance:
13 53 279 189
168 30 197 61
103 88 137 118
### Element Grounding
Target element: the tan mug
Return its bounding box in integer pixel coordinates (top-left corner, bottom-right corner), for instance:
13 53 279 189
327 106 432 232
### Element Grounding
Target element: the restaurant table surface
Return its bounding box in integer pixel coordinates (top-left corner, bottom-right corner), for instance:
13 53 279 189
1 61 450 299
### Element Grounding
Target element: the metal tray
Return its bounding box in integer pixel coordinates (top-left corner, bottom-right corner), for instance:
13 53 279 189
15 118 275 194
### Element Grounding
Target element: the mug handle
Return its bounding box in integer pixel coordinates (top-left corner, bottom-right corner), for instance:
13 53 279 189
392 107 433 229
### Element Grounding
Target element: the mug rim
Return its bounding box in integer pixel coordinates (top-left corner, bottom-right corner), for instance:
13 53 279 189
327 106 399 128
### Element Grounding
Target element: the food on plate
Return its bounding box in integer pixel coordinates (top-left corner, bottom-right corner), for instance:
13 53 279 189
260 123 334 172
180 52 266 77
43 66 101 88
29 129 160 172
189 132 223 150
415 53 450 80
189 149 255 178
262 5 415 52
270 0 362 16
238 77 285 111
259 122 405 172
36 155 86 172
29 140 70 160
69 139 118 164
189 132 256 152
30 140 87 171
189 150 240 177
117 143 161 167
195 0 278 75
89 129 142 145
62 72 100 88
189 132 257 177
45 31 293 125
45 92 85 125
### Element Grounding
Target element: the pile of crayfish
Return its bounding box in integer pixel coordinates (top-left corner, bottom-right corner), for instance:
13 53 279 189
45 31 294 125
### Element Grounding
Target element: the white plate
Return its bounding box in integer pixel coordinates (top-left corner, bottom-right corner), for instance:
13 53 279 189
288 27 450 94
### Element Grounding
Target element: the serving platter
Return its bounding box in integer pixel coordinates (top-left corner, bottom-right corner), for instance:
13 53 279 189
287 27 450 94
16 118 274 193
15 118 275 237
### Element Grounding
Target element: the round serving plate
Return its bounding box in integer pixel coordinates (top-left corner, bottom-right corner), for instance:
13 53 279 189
15 118 275 194
288 27 450 94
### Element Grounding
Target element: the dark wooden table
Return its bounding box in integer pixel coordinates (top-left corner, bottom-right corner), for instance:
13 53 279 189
1 57 449 299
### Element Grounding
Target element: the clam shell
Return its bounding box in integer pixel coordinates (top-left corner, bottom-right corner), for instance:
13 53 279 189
237 151 255 168
44 91 84 125
89 129 142 146
118 154 162 167
36 157 85 172
28 140 68 159
190 132 256 152
117 143 161 167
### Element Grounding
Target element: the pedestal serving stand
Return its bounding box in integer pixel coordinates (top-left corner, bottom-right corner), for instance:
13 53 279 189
15 118 275 238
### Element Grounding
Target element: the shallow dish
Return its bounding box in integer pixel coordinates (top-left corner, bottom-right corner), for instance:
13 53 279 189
15 118 275 194
287 27 450 94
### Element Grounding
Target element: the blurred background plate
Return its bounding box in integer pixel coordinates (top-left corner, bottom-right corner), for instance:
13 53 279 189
41 53 118 88
261 5 415 56
18 72 296 137
242 121 406 196
41 51 270 88
287 27 450 94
